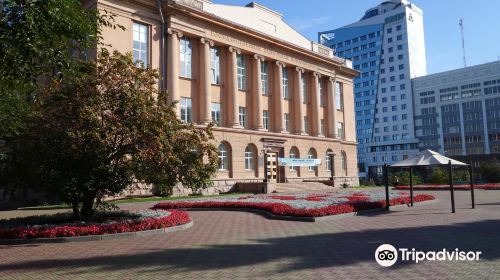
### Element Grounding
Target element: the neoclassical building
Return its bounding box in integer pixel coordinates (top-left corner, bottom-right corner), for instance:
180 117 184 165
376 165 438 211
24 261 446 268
84 0 359 193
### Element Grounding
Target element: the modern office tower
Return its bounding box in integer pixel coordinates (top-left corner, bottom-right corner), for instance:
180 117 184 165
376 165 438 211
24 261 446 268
319 0 426 179
412 61 500 165
84 0 359 194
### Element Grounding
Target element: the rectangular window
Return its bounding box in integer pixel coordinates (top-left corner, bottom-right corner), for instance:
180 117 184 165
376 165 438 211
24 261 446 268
304 116 310 134
337 122 345 140
239 107 247 128
237 54 246 90
335 82 343 110
282 67 289 99
180 97 192 123
133 23 149 66
180 37 192 78
210 47 220 84
284 113 290 132
261 62 269 95
211 102 221 125
258 111 268 132
320 119 325 135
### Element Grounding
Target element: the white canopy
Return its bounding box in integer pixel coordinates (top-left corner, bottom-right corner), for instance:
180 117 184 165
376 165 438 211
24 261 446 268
390 149 468 167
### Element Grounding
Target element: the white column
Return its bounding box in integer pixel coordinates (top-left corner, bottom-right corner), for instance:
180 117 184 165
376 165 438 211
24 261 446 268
327 75 338 138
252 54 265 130
274 61 286 132
199 38 214 125
294 67 305 134
227 46 241 128
167 28 183 117
311 72 321 136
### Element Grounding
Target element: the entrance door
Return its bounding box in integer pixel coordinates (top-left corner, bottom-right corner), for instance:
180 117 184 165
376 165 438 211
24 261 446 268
266 152 278 182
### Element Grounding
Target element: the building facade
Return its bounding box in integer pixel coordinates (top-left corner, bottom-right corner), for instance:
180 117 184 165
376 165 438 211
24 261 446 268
412 61 500 166
318 0 426 179
83 0 359 194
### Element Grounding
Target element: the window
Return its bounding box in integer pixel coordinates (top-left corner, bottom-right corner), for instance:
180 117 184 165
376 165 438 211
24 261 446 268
211 103 221 125
180 97 192 123
341 151 347 175
237 54 246 90
304 116 310 134
397 35 403 41
218 143 230 171
336 82 344 110
285 113 291 132
263 110 269 130
325 149 333 171
180 38 192 78
282 67 289 99
239 107 247 128
302 72 308 103
337 122 345 140
244 145 255 170
289 147 300 172
308 148 317 172
261 62 269 95
132 23 149 66
320 119 325 135
210 47 220 84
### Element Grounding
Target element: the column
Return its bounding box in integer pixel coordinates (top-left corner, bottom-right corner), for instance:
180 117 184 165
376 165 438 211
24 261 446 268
294 67 305 134
311 72 321 136
252 54 265 130
327 75 338 138
274 61 286 132
227 46 241 128
199 38 214 125
167 28 183 117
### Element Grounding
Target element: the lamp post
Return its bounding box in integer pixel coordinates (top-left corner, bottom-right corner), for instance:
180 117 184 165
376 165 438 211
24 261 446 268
327 152 336 183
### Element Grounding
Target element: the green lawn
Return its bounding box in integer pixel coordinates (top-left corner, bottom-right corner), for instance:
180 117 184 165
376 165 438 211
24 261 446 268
18 193 247 210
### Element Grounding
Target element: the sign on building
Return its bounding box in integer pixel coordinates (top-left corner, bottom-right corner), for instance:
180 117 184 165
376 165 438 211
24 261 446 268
278 158 322 167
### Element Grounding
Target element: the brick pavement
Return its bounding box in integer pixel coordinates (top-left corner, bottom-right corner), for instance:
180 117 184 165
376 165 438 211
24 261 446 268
0 189 499 279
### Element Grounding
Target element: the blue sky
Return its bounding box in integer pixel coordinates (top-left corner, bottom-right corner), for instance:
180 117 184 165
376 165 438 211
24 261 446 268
214 0 500 74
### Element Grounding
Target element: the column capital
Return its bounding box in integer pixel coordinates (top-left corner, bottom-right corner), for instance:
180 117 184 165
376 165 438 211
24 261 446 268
228 46 241 54
253 54 265 61
200 37 214 47
328 75 337 82
275 61 286 68
167 28 183 38
295 67 305 73
313 71 322 78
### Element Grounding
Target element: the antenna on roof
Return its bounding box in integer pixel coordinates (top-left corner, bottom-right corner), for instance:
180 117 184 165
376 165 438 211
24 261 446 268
459 18 467 68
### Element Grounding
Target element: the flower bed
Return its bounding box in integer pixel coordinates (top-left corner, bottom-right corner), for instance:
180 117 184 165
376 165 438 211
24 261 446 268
394 184 500 191
0 210 190 240
153 191 435 218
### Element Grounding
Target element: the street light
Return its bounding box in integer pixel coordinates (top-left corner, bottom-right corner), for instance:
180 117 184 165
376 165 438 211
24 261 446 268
327 151 336 183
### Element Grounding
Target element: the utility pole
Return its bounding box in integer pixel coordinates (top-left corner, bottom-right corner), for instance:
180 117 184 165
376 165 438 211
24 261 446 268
459 18 467 68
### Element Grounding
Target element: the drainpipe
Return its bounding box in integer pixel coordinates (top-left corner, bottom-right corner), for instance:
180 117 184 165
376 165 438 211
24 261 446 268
156 0 166 91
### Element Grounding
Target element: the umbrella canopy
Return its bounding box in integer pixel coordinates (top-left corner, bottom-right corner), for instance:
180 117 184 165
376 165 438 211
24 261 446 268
390 149 468 167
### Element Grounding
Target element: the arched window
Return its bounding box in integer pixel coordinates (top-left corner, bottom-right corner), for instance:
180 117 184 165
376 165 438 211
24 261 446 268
289 147 300 173
325 149 333 171
244 145 255 170
308 148 317 173
341 151 347 175
218 143 230 171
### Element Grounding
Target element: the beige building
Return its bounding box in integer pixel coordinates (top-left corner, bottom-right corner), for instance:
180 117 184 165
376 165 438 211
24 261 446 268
84 0 359 193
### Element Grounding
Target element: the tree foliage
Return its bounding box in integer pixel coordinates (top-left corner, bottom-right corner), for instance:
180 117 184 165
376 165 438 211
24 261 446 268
479 161 500 183
3 51 218 220
0 0 120 138
389 171 422 186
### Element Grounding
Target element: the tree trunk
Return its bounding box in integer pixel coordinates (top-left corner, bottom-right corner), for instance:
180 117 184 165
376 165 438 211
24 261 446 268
81 195 95 221
72 200 81 220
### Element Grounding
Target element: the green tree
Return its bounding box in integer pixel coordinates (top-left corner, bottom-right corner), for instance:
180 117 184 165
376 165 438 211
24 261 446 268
6 50 218 220
390 171 422 186
0 0 120 139
429 168 448 184
479 161 500 183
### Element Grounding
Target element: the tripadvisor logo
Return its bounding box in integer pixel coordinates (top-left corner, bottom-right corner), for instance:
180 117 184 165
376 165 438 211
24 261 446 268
375 244 482 267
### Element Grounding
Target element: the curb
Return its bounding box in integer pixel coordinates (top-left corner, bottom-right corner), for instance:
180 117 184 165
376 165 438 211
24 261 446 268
0 221 193 245
175 198 439 223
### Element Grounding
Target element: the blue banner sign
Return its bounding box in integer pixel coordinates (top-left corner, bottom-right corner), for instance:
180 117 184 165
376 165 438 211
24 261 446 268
278 158 322 167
